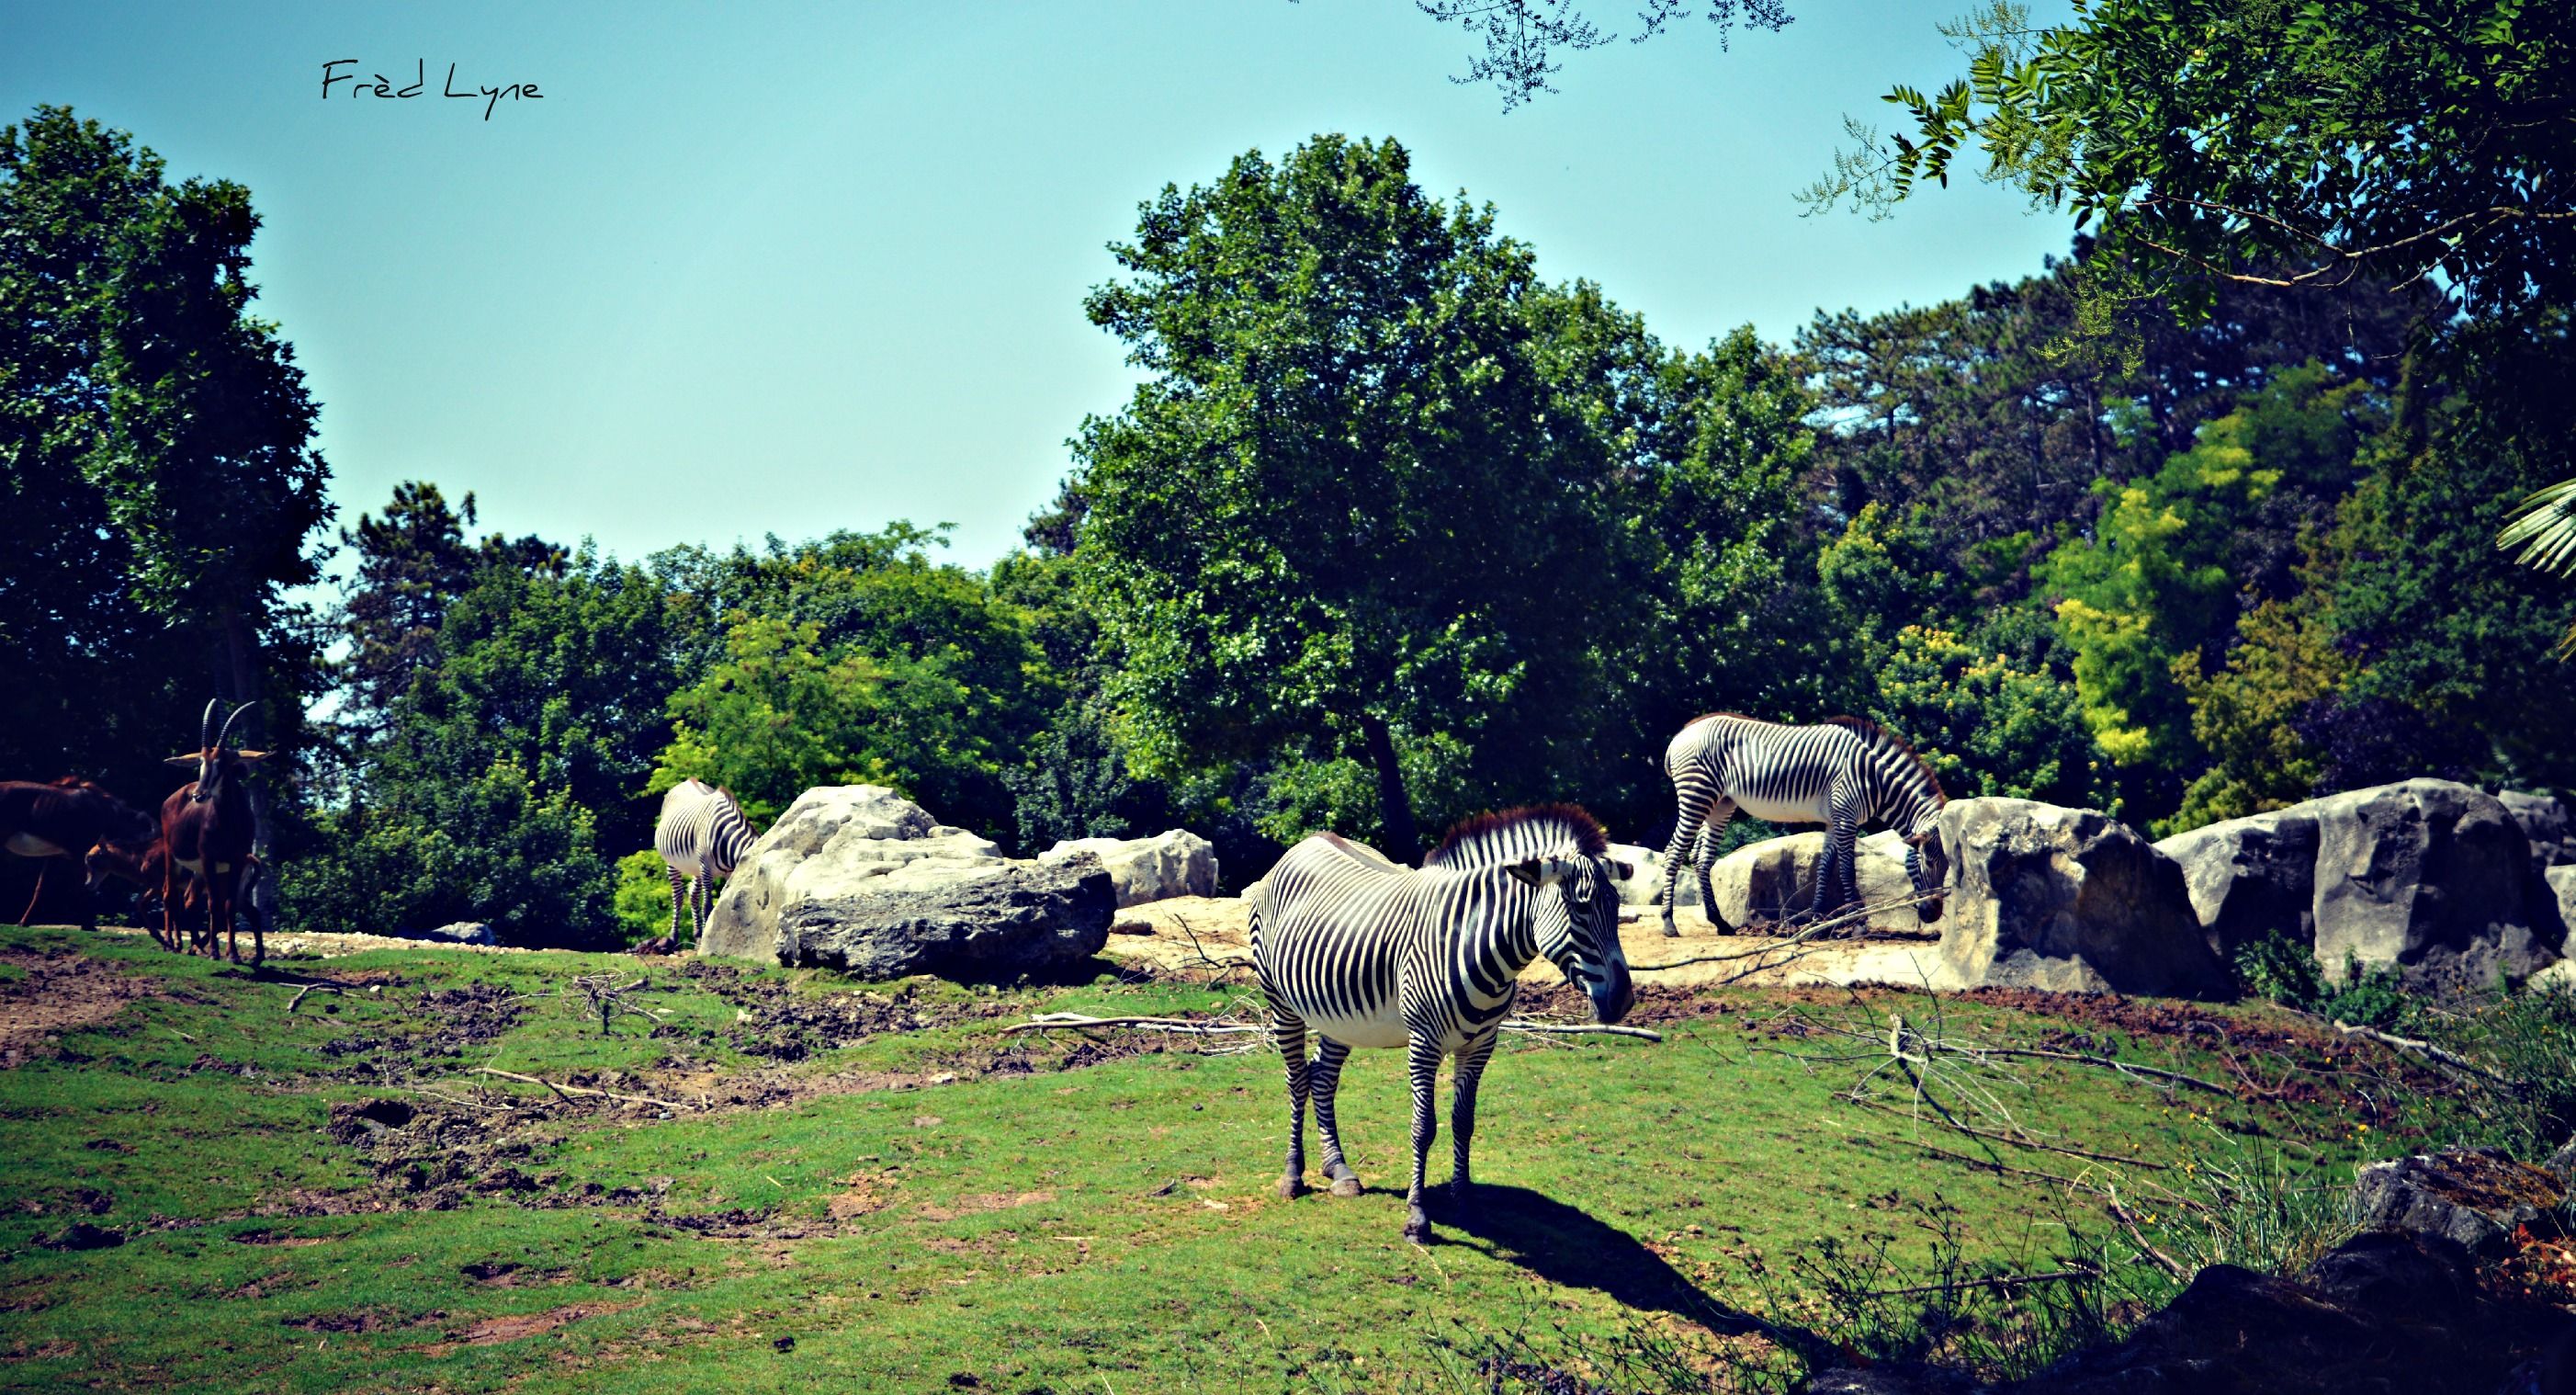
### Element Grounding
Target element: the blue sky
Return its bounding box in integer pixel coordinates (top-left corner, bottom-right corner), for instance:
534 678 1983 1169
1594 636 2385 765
3 1 2077 572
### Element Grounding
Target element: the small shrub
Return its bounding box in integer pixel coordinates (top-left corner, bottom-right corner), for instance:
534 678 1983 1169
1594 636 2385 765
2232 936 2414 1030
613 849 675 944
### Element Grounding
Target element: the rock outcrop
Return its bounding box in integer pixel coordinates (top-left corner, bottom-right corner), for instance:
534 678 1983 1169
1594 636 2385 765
2310 778 2553 992
1705 830 1922 933
1039 829 1217 908
2500 789 2574 874
701 785 1110 980
2152 809 2318 961
1928 799 2231 998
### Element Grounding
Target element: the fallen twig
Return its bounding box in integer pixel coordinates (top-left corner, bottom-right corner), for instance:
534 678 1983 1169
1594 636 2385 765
1893 1136 2114 1198
1002 1013 1263 1038
1845 1096 2167 1171
1500 1021 1663 1042
469 1067 690 1111
2107 1191 2190 1281
285 982 347 1014
1931 1043 2231 1097
2331 1020 2518 1091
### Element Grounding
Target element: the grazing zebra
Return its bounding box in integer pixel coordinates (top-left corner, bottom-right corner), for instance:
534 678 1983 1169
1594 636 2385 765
654 779 758 943
1656 714 1949 937
1251 805 1634 1243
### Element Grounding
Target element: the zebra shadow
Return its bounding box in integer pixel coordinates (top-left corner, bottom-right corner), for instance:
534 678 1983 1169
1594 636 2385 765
1426 1185 1786 1339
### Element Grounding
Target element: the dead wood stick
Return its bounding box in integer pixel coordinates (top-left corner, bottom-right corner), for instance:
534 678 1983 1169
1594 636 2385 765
1926 1043 2231 1096
2331 1020 2517 1090
1845 1097 2168 1170
469 1067 690 1111
2106 1193 2190 1281
1002 1013 1263 1038
1861 1265 2100 1299
1500 1021 1664 1042
285 982 346 1014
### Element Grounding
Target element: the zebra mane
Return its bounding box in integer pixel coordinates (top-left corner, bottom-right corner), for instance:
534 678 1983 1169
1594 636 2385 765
1423 804 1610 869
1824 716 1946 804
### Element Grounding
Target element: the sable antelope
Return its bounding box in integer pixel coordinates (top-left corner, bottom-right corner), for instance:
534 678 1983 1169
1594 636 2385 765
85 838 261 946
162 700 270 965
0 778 158 931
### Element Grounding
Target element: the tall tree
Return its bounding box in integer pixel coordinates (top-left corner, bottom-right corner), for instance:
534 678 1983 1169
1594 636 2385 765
0 107 333 922
334 481 563 742
1070 136 1650 859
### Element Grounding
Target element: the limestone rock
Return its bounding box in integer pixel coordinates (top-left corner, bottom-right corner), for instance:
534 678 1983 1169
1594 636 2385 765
2499 789 2574 872
2308 778 2553 992
770 853 1114 981
2547 866 2576 943
1040 829 1217 908
1705 830 1919 933
702 785 1105 980
1928 799 2230 998
2353 1149 2565 1257
1607 842 1696 908
2152 809 2319 960
416 921 496 947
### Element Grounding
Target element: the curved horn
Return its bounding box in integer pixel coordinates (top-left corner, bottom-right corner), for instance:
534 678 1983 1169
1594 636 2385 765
215 701 256 753
198 698 221 753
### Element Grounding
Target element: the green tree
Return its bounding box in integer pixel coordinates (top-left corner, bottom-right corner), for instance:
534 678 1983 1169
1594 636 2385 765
648 529 1051 841
333 481 562 741
2034 366 2376 815
1811 1 2575 335
1870 624 2108 808
0 108 333 904
287 759 612 946
1070 136 1650 857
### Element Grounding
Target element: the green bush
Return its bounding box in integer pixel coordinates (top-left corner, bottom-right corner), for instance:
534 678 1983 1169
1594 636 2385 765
612 849 676 945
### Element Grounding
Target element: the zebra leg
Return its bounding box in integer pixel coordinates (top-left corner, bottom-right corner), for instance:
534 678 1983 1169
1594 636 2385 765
666 868 688 943
691 874 711 941
1448 1029 1499 1205
1273 1010 1311 1199
1401 1032 1442 1243
1658 777 1717 937
1696 802 1737 933
1308 1037 1361 1197
1810 792 1864 924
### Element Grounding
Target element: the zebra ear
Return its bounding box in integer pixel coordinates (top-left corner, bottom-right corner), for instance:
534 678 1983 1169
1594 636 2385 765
1609 859 1635 882
1505 857 1547 888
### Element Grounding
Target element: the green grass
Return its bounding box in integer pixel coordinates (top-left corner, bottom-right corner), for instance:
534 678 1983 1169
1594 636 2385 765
0 927 2379 1393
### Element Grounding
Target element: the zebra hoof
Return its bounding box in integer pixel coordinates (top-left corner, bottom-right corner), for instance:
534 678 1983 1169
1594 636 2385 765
1329 1175 1362 1198
1277 1175 1305 1200
1402 1214 1431 1245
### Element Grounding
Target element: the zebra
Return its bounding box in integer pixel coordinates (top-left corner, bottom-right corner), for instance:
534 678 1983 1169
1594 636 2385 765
653 779 759 943
1655 713 1949 937
1251 804 1634 1244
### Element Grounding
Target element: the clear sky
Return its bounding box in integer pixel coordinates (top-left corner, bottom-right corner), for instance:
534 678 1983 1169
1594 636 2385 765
3 1 2078 573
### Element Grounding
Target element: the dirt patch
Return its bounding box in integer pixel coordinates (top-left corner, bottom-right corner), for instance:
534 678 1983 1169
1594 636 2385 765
915 1190 1055 1221
828 1170 901 1219
230 1228 333 1248
415 1300 637 1355
672 959 1018 1062
460 1261 569 1287
318 981 524 1084
0 947 156 1065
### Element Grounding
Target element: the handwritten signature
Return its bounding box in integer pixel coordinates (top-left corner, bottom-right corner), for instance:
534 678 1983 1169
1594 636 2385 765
321 60 541 120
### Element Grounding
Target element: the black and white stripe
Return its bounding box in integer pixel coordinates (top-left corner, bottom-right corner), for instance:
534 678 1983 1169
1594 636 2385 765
1655 713 1949 936
653 779 758 943
1250 805 1634 1243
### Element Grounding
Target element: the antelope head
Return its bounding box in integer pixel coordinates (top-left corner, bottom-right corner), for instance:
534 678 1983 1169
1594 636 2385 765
166 699 269 802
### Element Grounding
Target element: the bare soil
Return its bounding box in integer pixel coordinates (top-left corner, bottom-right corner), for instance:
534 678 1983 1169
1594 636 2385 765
0 947 158 1066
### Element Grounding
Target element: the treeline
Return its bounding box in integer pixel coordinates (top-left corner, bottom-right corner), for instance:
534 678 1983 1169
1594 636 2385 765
7 113 2571 947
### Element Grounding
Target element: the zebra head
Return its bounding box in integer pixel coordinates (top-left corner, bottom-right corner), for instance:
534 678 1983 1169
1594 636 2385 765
1507 854 1634 1024
1902 815 1949 923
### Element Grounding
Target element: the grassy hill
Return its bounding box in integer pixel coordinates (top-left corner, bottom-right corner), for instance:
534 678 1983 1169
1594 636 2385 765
0 926 2389 1393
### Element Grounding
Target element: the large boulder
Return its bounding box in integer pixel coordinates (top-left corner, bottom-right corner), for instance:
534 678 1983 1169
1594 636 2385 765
2308 778 2554 992
2499 789 2574 873
1039 829 1217 908
701 786 1110 979
1928 799 2231 998
2354 1148 2566 1258
2546 866 2576 944
1705 830 1918 933
2152 809 2319 961
1607 843 1696 908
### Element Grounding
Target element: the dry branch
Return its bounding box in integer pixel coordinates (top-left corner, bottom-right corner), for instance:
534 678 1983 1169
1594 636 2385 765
1629 890 1942 973
1500 1022 1663 1042
469 1067 690 1111
285 982 346 1014
1847 1096 2167 1170
1002 1013 1262 1038
2331 1020 2518 1091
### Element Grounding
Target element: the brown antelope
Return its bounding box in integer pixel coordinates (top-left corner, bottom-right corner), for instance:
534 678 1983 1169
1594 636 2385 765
162 700 269 965
85 838 263 947
2 778 158 931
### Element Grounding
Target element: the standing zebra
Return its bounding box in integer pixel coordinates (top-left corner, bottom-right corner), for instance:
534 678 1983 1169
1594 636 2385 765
654 779 759 944
1656 714 1949 937
1252 805 1633 1243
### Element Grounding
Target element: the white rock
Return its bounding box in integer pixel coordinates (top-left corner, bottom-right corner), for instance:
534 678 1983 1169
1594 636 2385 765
1040 829 1218 908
